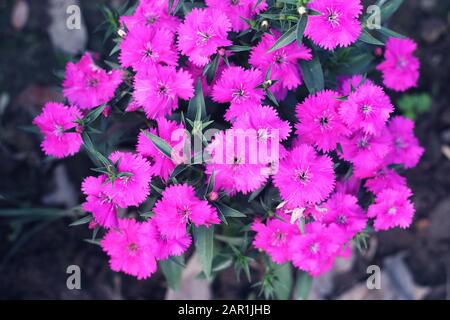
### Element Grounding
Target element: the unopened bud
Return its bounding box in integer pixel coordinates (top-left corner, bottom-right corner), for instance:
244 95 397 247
260 20 269 31
297 6 307 16
117 28 126 38
208 191 219 201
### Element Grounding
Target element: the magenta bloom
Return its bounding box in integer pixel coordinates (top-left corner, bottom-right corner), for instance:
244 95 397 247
339 82 393 135
205 0 267 32
205 130 270 195
63 53 123 110
153 225 192 260
305 0 363 50
232 104 291 141
337 74 372 96
133 65 194 119
211 66 264 111
290 222 348 276
319 192 367 239
177 8 232 67
103 151 152 208
120 0 180 33
339 128 392 178
153 184 220 239
249 31 312 100
295 90 350 152
367 186 415 231
385 116 424 168
101 218 158 279
273 144 335 208
119 25 178 71
82 176 118 228
365 167 407 195
377 37 420 92
252 212 300 264
33 102 83 158
137 117 187 181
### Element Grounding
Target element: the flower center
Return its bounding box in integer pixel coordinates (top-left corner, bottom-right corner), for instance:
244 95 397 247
87 77 99 88
310 242 320 254
294 168 311 185
53 125 65 137
157 82 170 96
197 27 215 45
127 242 139 254
231 85 248 102
178 205 192 223
362 104 373 115
326 8 340 27
274 51 286 65
271 230 286 246
357 137 369 149
336 214 347 225
145 14 157 25
388 207 397 215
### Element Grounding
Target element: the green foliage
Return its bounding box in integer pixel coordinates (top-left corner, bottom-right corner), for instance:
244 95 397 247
398 93 432 120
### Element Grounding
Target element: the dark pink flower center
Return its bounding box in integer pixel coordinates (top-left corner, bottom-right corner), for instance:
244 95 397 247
274 51 287 65
87 77 99 88
127 242 139 255
309 242 320 254
271 230 286 246
357 137 369 149
336 214 347 225
294 168 311 185
387 207 397 215
178 205 192 223
326 8 340 27
361 104 373 115
232 85 248 102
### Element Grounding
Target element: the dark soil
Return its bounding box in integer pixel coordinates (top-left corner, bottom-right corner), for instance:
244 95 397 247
0 0 449 299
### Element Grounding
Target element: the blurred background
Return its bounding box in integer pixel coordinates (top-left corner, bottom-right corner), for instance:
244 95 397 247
0 0 449 299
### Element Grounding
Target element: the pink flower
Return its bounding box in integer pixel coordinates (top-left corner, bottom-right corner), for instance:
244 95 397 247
367 186 415 231
335 175 361 195
290 222 348 276
205 130 270 195
153 184 220 239
249 31 312 101
252 212 300 264
319 192 367 239
185 59 227 97
177 8 232 67
205 0 267 32
211 66 265 113
82 176 118 228
295 90 350 152
339 128 392 178
385 116 424 168
101 218 158 279
137 117 187 181
365 167 407 195
153 225 192 260
120 0 180 33
232 104 291 141
273 144 335 208
63 53 123 109
33 102 83 158
305 0 363 50
377 37 420 92
339 82 393 135
103 151 152 208
133 65 194 119
119 25 178 71
337 74 372 96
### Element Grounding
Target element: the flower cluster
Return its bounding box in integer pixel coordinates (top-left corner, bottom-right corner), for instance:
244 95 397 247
33 0 423 282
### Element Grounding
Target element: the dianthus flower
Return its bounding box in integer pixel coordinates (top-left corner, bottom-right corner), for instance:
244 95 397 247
365 167 407 195
103 151 152 208
33 102 83 158
153 184 220 239
295 90 350 152
205 130 271 195
119 25 178 71
133 65 194 119
273 144 335 208
177 8 232 67
305 0 363 50
81 175 118 228
153 224 192 260
137 117 187 181
290 222 349 276
205 0 267 32
120 0 180 33
101 218 158 279
252 212 300 264
367 186 415 231
385 116 424 168
249 31 312 101
339 128 392 178
63 53 123 109
376 37 420 92
339 82 393 135
337 74 372 96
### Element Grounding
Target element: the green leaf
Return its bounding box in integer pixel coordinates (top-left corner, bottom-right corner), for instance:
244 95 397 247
203 54 220 85
142 130 173 160
69 215 92 227
205 168 215 197
187 79 206 122
268 24 297 52
359 29 384 46
378 0 404 23
226 45 251 52
193 226 215 280
299 53 324 94
295 271 313 300
273 263 293 300
296 14 308 46
214 202 246 218
84 104 107 124
377 26 406 39
159 256 184 290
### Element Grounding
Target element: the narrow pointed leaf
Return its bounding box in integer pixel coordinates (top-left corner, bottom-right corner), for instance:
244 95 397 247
193 226 215 280
268 24 297 52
